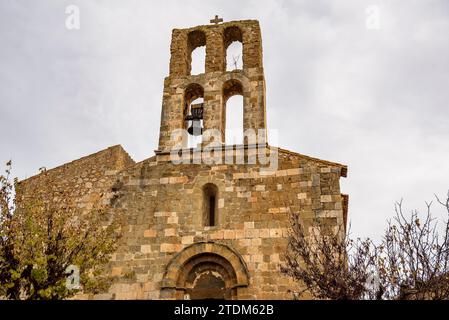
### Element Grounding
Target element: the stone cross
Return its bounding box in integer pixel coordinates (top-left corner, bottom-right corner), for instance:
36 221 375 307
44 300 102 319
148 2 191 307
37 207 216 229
210 15 223 25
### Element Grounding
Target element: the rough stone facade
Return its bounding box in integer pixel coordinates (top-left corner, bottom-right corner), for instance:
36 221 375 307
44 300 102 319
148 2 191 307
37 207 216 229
18 145 135 212
159 20 266 150
18 19 348 300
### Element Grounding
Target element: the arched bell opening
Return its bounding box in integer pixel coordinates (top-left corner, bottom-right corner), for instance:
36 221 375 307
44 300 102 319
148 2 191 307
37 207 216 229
188 30 207 75
223 79 244 146
223 26 243 71
184 83 205 148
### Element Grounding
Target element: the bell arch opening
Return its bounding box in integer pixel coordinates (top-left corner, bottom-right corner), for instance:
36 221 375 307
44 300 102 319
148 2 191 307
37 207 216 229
223 79 244 145
224 26 243 71
184 83 204 148
188 30 206 75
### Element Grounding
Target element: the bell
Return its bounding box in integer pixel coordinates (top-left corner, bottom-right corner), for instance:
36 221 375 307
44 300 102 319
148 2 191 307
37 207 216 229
187 120 203 136
185 103 204 136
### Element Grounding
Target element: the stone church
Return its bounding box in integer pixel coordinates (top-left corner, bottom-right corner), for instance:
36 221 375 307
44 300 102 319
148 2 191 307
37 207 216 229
19 19 348 299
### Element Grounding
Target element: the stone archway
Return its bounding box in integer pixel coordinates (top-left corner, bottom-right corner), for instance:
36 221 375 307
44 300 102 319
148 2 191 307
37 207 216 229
188 270 227 299
160 242 249 300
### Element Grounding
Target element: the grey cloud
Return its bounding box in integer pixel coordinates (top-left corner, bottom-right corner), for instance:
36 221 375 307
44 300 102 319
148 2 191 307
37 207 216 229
1 0 448 240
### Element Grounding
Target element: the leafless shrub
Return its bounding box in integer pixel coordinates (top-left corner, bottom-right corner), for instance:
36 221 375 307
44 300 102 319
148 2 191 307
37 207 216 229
283 191 449 300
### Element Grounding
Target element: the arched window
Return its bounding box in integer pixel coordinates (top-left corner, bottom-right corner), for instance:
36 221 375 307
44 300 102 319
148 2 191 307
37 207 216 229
188 30 206 75
224 26 243 71
202 183 218 227
184 83 204 148
223 79 244 145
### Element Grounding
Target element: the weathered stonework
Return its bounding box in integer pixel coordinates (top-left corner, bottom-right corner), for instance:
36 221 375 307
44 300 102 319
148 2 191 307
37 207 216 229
159 20 266 150
18 19 348 300
18 145 135 212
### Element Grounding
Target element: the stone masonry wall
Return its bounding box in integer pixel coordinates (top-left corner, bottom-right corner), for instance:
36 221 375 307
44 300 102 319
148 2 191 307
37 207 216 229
158 69 266 151
16 18 348 300
159 19 266 152
18 145 135 211
169 20 262 77
77 147 347 300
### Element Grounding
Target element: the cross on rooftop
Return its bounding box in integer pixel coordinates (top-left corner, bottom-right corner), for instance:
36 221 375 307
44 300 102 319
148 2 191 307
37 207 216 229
210 15 223 25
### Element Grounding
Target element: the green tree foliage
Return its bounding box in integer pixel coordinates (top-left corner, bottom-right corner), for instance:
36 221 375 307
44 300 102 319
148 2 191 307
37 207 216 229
0 161 120 299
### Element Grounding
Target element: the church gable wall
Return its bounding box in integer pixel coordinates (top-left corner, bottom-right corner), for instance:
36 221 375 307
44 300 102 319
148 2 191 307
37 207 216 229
96 150 346 300
17 145 135 212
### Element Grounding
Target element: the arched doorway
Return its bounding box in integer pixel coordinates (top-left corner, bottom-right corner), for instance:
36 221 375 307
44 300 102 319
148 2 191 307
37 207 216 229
188 271 226 300
160 242 249 300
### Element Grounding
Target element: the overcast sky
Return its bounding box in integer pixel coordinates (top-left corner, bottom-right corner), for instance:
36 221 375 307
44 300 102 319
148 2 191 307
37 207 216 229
1 0 448 239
